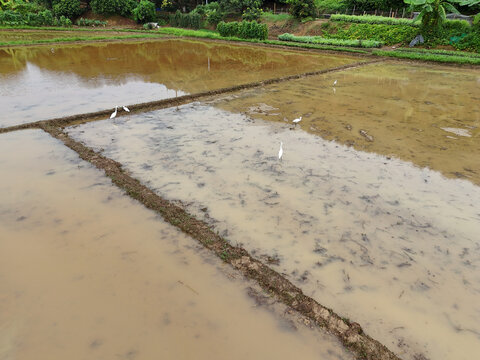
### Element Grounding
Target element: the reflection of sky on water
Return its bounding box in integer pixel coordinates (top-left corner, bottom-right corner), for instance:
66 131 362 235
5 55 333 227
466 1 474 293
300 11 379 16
0 129 352 360
0 39 357 127
68 103 480 360
0 63 184 127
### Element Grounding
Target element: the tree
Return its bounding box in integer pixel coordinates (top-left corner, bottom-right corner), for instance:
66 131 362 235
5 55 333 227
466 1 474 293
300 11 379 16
404 0 461 35
287 0 316 19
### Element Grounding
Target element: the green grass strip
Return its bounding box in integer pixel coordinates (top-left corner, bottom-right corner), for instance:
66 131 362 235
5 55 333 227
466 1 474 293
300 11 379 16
396 47 480 59
373 49 480 64
330 14 418 27
157 27 370 53
0 33 165 46
278 32 383 48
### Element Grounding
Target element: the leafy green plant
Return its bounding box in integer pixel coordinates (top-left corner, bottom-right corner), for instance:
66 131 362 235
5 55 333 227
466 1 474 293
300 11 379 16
287 0 317 19
279 32 383 47
133 0 156 23
52 0 82 19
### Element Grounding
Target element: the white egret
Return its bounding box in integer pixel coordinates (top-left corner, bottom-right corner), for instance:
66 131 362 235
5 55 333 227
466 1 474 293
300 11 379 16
333 80 337 86
278 141 283 161
292 116 302 125
110 106 118 119
123 106 130 112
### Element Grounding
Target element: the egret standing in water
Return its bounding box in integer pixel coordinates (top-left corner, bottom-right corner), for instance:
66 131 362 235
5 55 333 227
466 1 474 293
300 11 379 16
333 80 337 86
292 116 302 127
110 106 118 119
278 141 283 161
123 106 130 112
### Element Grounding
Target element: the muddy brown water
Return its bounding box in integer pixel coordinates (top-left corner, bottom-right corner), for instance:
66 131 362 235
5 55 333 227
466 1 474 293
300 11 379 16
67 101 480 360
0 39 358 127
0 129 353 360
216 61 480 186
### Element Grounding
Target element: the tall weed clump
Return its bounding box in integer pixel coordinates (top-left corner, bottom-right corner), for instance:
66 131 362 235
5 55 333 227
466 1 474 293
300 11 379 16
169 10 202 29
217 20 268 39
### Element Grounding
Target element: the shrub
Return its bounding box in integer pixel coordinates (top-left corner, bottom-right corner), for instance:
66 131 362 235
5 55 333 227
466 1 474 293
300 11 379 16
133 0 156 23
278 32 383 47
0 10 24 24
217 20 240 36
217 20 268 39
443 19 471 35
54 15 72 26
40 9 54 25
90 0 136 16
287 0 317 19
52 0 82 19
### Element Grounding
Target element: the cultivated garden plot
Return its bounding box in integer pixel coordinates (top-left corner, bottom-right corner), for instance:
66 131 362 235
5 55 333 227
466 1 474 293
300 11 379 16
0 129 354 360
0 39 360 127
67 100 480 360
216 61 480 186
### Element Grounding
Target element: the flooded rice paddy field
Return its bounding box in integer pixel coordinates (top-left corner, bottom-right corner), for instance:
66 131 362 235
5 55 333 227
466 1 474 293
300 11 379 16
216 61 480 186
0 129 353 360
0 39 358 127
67 100 480 360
